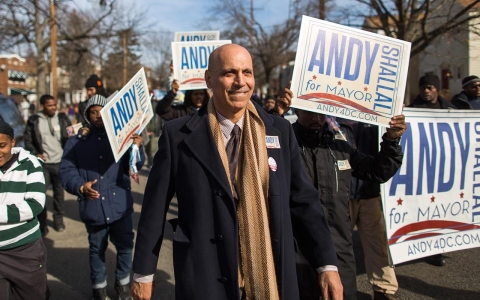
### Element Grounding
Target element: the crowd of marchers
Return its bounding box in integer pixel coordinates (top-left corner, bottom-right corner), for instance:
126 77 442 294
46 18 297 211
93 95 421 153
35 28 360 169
1 44 479 300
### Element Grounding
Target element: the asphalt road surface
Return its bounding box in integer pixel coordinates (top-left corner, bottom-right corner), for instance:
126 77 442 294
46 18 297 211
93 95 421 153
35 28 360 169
41 169 480 300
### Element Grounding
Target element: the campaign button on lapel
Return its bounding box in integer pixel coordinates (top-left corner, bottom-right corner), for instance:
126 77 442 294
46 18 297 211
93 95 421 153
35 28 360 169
268 157 278 172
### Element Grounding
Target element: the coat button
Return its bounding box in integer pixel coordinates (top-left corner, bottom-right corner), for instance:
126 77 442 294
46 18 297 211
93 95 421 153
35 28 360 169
217 190 224 196
217 234 224 241
217 277 227 283
102 197 105 200
98 137 101 140
99 156 103 159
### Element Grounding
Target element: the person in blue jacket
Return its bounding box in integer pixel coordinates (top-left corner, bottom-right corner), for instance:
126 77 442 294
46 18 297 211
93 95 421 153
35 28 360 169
59 94 145 300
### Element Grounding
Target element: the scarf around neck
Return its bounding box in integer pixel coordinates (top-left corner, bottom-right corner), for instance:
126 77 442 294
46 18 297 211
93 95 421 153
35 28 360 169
207 98 279 300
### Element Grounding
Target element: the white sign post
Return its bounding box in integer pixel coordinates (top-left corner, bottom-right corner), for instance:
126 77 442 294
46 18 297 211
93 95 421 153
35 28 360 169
382 108 480 265
174 31 220 42
290 16 411 126
100 68 153 162
171 40 231 90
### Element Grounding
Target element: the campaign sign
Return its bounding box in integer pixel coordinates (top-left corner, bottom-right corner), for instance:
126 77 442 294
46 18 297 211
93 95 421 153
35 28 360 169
174 31 220 42
381 108 480 265
100 68 153 162
171 40 231 90
290 16 411 126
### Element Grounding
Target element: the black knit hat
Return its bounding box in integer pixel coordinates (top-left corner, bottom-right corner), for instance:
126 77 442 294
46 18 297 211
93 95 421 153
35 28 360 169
84 94 107 125
85 74 103 89
462 75 480 88
0 120 14 138
419 74 440 91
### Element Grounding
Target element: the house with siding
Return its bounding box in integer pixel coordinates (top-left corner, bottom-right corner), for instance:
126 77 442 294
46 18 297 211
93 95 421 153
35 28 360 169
362 0 480 102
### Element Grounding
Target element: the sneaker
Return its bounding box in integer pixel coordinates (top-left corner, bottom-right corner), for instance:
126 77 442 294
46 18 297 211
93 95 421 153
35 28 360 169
54 217 66 232
374 291 398 300
92 287 109 300
115 280 132 300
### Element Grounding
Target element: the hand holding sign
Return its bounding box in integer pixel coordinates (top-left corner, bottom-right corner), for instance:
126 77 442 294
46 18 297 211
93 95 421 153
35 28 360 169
131 133 142 147
171 80 180 95
275 83 293 116
386 113 407 140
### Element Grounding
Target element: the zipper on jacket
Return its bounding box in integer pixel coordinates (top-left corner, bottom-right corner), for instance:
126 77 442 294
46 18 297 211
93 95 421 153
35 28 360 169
327 145 339 192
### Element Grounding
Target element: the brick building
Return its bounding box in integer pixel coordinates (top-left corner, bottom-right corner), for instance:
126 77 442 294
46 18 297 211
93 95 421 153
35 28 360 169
0 54 35 103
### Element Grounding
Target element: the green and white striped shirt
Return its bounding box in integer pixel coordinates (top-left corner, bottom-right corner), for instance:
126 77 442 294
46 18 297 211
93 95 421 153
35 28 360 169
0 147 46 250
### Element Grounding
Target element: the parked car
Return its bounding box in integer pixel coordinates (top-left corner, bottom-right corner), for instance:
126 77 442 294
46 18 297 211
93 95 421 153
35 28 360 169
0 94 26 147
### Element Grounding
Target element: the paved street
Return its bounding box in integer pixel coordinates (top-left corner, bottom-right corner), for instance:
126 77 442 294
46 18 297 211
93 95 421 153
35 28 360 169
43 169 480 300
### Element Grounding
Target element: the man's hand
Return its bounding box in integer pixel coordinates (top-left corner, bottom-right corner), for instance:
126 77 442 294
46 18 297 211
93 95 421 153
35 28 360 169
131 134 142 147
275 84 293 116
170 80 179 95
36 153 47 161
318 271 343 300
131 281 154 300
82 179 100 200
386 114 407 140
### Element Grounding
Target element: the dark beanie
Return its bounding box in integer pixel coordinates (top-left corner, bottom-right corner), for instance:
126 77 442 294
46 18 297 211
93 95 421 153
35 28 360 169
84 94 108 125
419 74 440 91
0 120 14 138
85 74 103 89
462 75 480 88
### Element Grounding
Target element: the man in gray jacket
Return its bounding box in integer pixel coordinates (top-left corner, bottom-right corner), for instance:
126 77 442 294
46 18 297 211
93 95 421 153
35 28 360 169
24 94 71 235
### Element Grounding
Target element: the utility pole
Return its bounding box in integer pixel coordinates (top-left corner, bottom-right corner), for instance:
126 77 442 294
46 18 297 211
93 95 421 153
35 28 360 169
319 0 326 20
50 0 58 100
250 0 255 54
123 30 127 85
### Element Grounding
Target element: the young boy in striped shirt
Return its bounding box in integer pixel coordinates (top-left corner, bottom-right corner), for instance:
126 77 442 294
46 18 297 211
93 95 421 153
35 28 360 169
0 120 49 299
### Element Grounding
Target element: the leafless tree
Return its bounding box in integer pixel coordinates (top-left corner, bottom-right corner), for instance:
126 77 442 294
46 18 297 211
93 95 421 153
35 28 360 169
210 0 302 94
209 0 339 95
0 0 118 96
141 30 173 90
348 0 480 57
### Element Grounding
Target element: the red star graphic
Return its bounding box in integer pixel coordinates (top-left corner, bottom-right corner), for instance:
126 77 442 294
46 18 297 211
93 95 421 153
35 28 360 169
313 75 317 80
460 192 464 198
397 198 403 205
337 81 342 85
430 196 435 203
364 87 368 91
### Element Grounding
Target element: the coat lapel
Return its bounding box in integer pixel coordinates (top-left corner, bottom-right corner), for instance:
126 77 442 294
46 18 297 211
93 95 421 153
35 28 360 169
183 108 233 199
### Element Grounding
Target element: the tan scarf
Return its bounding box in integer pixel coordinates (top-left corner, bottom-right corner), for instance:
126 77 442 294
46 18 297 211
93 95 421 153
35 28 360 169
208 99 279 300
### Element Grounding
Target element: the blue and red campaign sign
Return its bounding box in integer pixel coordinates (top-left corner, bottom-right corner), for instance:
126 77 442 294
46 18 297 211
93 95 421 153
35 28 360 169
382 108 480 264
171 40 231 90
290 16 411 126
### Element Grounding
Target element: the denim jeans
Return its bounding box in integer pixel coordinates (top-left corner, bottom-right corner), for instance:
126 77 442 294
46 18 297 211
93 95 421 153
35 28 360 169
84 214 134 287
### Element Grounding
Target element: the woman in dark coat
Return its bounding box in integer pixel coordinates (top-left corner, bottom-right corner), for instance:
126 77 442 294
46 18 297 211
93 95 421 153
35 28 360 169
155 80 209 120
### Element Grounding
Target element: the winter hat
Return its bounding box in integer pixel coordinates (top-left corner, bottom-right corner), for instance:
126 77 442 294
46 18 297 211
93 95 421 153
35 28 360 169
85 74 103 89
0 120 14 138
419 74 440 91
84 94 107 125
462 75 480 88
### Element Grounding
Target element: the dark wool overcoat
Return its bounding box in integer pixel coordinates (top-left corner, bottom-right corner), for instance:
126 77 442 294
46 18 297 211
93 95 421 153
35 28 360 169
132 101 337 300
